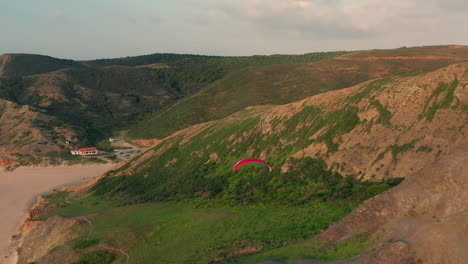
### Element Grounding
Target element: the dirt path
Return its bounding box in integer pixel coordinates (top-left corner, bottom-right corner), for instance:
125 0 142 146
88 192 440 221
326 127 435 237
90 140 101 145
0 164 113 264
77 216 130 264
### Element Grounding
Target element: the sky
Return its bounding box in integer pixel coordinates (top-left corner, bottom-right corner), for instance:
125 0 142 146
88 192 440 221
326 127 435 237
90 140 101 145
1 0 467 60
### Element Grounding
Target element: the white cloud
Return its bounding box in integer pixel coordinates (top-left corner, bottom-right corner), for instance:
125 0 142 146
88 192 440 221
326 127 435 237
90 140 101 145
4 0 467 59
193 0 466 39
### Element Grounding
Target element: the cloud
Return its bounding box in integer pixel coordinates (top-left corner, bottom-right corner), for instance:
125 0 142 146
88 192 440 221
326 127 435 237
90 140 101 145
189 0 467 40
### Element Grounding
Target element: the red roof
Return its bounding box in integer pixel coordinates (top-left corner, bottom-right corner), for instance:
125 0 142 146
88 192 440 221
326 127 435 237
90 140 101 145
73 147 98 152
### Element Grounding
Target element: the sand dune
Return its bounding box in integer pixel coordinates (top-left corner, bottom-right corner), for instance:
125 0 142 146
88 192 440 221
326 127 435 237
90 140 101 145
0 164 113 264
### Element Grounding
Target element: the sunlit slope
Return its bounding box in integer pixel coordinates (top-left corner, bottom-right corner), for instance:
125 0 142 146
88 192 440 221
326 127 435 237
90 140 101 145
101 62 468 203
128 45 468 139
338 44 468 59
0 98 66 160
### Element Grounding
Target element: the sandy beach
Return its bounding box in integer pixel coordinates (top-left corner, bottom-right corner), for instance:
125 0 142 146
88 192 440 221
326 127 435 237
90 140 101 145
0 164 114 264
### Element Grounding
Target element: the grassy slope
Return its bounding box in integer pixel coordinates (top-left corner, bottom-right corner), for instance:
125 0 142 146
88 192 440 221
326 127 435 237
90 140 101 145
37 194 361 264
128 46 468 139
93 78 403 205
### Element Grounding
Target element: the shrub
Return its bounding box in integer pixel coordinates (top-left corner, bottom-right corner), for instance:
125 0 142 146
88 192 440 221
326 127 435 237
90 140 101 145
72 239 99 250
72 250 116 264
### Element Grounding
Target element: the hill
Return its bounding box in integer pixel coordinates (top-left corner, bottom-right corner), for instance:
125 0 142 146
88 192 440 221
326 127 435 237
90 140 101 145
0 98 74 166
2 46 466 153
127 45 468 139
0 62 223 148
15 62 468 263
0 50 349 152
84 53 219 67
0 54 83 77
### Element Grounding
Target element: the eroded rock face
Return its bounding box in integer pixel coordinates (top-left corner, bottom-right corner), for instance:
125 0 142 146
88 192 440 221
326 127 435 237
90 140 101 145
17 216 80 264
0 156 17 171
316 144 468 264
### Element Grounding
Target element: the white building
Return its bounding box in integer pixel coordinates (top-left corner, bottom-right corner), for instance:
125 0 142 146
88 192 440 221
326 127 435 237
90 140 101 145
71 147 99 156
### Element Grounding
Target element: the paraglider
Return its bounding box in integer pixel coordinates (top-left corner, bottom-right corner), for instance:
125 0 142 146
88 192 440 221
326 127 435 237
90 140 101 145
232 158 272 172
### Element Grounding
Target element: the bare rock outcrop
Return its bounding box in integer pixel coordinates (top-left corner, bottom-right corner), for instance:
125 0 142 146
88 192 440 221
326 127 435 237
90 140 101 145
0 156 17 171
17 216 80 264
315 143 468 263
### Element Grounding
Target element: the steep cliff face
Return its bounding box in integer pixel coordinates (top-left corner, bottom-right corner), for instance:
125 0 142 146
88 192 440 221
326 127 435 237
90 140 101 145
17 216 82 264
312 143 468 264
0 156 17 171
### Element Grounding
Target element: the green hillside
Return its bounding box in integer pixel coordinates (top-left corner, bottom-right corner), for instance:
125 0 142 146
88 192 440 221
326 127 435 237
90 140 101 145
24 77 401 263
84 53 218 67
21 60 468 263
94 78 400 205
0 62 224 146
3 46 466 147
0 51 345 146
128 54 466 139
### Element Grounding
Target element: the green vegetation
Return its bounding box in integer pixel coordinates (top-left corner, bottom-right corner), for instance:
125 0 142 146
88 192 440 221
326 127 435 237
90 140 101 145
129 53 451 139
92 98 374 205
229 233 369 263
127 62 367 139
1 54 83 77
344 45 468 58
2 48 463 145
86 53 218 67
10 152 42 166
420 78 459 121
373 140 417 164
72 240 99 250
35 91 405 262
45 191 70 204
41 197 363 264
86 51 347 68
416 146 433 152
389 140 417 161
346 78 390 104
371 100 393 126
81 157 106 164
1 51 345 145
9 48 461 263
72 250 116 264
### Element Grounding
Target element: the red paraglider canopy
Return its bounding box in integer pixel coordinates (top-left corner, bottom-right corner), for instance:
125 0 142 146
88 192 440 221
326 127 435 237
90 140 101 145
232 158 272 172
